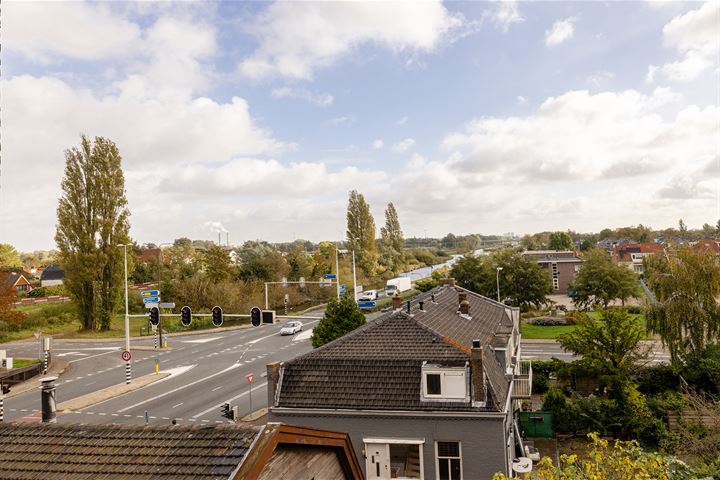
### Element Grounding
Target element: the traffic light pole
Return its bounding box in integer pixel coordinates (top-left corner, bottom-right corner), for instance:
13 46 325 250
157 249 163 349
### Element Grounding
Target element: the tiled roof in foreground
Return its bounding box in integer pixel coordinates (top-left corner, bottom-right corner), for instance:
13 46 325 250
0 423 259 480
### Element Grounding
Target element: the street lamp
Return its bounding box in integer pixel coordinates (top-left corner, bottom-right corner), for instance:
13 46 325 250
496 267 503 303
117 244 131 384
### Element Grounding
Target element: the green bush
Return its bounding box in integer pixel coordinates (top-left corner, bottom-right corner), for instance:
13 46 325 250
28 287 47 298
542 387 581 433
682 343 720 394
626 305 644 314
634 364 680 395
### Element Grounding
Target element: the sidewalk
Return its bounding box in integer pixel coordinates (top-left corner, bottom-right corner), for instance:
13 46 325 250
6 359 70 399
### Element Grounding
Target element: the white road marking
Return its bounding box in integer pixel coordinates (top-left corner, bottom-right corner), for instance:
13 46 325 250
293 328 313 342
212 386 222 392
182 337 220 344
117 363 241 413
172 403 183 409
69 350 119 364
191 381 268 419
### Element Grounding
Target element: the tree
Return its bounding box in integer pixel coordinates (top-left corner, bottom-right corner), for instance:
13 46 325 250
559 309 651 395
570 249 640 309
548 231 573 251
0 244 22 269
173 237 193 247
450 255 494 295
492 433 677 480
287 247 315 281
55 135 131 330
0 272 27 328
645 245 720 365
204 246 233 283
311 294 366 348
346 190 379 276
379 202 405 275
679 218 688 233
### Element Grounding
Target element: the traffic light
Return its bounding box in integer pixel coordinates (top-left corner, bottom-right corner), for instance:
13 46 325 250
221 402 234 420
148 306 159 326
211 306 223 327
180 306 192 327
250 306 261 327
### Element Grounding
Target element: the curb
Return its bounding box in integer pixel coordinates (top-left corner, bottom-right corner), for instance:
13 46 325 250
58 372 171 412
6 359 71 398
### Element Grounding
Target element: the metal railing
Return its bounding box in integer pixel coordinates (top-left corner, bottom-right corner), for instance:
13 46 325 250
512 360 533 399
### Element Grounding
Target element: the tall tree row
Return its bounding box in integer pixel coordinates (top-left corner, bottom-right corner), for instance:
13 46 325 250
346 190 379 276
379 202 405 275
55 135 131 330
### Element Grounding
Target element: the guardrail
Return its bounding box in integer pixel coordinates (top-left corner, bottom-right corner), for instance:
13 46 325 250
0 363 44 386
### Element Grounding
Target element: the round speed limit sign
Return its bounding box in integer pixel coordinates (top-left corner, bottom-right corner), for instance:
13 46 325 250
121 350 132 362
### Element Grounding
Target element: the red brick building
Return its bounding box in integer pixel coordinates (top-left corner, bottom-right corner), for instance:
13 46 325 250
523 251 583 293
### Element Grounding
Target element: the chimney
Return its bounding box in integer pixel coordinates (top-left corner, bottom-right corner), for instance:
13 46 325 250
459 300 470 315
392 295 403 310
418 301 425 312
431 293 437 304
470 341 485 406
458 291 467 305
439 278 456 287
267 362 281 408
40 376 58 423
406 301 411 314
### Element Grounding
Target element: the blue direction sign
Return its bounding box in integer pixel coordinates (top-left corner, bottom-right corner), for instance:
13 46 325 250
141 290 160 298
357 300 376 309
339 283 347 295
323 274 337 279
143 297 160 304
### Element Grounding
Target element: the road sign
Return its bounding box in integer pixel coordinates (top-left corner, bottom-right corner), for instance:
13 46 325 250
121 350 132 362
323 274 337 279
339 283 346 295
158 302 175 309
143 297 160 304
246 373 254 384
141 290 160 298
357 300 376 309
34 332 40 339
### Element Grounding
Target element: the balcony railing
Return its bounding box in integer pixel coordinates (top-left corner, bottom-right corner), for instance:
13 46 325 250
512 360 533 399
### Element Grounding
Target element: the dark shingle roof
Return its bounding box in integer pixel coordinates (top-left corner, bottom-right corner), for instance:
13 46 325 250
277 285 515 412
40 264 65 281
3 272 28 288
0 423 258 480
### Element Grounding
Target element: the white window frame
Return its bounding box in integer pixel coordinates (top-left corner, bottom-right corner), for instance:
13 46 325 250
435 441 463 480
421 365 468 401
363 438 425 480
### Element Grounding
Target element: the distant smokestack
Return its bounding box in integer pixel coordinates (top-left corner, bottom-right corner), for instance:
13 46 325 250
226 232 229 247
218 232 221 246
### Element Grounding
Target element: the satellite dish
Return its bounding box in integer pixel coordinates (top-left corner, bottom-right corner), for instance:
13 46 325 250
512 457 532 474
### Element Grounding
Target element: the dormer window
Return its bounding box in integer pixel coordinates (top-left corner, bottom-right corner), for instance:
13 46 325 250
421 365 468 401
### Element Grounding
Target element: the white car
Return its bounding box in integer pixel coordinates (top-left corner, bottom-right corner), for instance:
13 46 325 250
280 321 303 335
359 290 378 301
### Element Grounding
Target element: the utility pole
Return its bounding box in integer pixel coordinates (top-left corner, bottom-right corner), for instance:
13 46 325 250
119 244 131 384
157 248 163 348
352 249 358 302
335 244 340 299
496 267 503 302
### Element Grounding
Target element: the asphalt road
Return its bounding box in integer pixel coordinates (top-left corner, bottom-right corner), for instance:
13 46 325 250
0 316 321 426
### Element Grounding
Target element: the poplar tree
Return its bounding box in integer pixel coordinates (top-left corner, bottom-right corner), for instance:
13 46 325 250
55 135 131 330
379 202 405 275
346 190 379 276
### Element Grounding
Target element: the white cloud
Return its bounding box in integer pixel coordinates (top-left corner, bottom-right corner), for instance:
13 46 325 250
239 1 465 80
3 2 142 62
485 1 525 32
325 116 356 126
645 65 660 83
516 95 527 105
271 86 333 107
392 138 416 153
655 1 720 81
586 71 615 88
372 139 385 150
545 17 576 47
396 116 409 126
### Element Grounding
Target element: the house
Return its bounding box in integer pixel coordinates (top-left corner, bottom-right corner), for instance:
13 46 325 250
613 243 664 274
694 239 720 255
0 422 363 480
39 264 65 287
2 271 33 294
523 250 583 293
267 280 532 479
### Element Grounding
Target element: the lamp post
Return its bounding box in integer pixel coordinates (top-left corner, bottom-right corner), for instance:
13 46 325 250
496 267 503 302
335 245 340 299
117 244 131 384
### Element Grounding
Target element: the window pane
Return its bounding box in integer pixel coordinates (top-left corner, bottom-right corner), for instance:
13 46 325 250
451 458 461 480
439 459 450 480
427 373 441 395
437 441 459 457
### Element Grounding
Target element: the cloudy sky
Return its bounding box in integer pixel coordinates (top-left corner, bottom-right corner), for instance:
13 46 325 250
2 1 718 250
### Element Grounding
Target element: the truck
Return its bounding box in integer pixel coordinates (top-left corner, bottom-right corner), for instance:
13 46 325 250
385 277 412 297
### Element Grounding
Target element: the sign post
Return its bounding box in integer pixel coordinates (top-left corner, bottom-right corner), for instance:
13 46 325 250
246 373 255 414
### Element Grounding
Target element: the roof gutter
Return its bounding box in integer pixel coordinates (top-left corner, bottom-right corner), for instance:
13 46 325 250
269 406 505 419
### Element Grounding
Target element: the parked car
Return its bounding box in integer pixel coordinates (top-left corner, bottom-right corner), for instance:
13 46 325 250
280 321 303 335
358 289 378 301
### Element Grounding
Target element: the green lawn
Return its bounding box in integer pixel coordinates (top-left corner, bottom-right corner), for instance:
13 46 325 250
521 313 648 340
10 358 40 369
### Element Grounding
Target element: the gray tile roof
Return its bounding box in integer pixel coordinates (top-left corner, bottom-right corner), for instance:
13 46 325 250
0 423 258 480
40 264 65 281
276 285 514 413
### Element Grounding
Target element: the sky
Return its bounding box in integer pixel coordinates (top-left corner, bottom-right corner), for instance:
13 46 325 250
1 0 719 251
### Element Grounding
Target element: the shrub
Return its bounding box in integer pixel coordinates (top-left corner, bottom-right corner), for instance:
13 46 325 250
634 364 680 395
531 317 567 326
542 387 581 433
627 305 644 314
28 287 47 298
